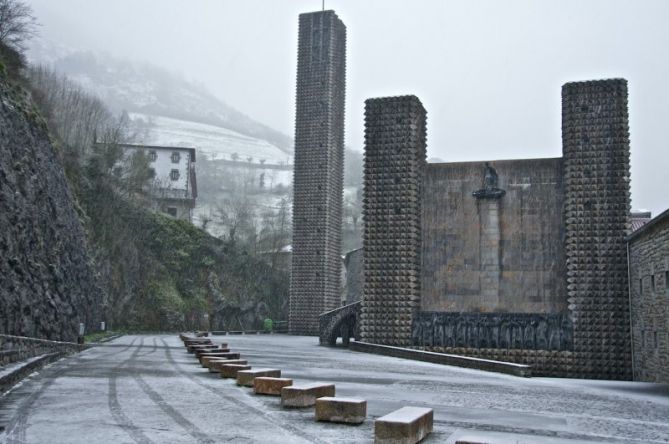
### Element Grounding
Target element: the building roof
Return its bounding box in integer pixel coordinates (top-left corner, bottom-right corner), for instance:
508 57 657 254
627 208 669 242
113 143 197 162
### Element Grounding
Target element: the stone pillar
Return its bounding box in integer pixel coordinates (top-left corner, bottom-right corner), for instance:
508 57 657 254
477 198 502 307
289 10 347 335
562 78 632 379
360 95 427 346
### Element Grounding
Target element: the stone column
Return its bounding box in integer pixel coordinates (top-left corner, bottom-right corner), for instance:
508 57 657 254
477 197 502 308
360 95 427 346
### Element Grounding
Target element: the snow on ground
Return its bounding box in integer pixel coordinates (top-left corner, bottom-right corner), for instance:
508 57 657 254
131 113 292 166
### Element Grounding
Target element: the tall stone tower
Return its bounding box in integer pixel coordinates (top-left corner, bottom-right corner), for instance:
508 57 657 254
562 79 632 379
360 96 427 346
289 10 346 335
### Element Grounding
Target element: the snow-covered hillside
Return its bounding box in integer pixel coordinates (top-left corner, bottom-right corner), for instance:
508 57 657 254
27 45 293 154
131 113 292 166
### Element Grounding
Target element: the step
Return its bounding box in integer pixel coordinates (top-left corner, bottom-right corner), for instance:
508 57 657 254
199 354 233 367
281 383 335 408
208 359 247 372
220 364 252 378
237 369 281 387
315 397 366 424
253 377 293 395
374 406 433 444
198 351 240 361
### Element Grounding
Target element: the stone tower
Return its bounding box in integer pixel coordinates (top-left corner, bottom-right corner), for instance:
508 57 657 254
289 10 346 335
562 79 632 379
360 96 427 346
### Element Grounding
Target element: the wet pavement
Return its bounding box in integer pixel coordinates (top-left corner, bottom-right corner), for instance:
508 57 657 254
0 334 668 443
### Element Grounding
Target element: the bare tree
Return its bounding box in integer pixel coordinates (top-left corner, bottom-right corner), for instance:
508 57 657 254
0 0 38 51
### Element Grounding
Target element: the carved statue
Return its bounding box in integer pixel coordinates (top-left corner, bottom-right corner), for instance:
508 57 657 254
473 162 506 199
483 162 498 191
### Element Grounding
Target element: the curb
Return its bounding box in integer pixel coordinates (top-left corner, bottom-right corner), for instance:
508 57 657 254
349 341 532 377
0 352 65 394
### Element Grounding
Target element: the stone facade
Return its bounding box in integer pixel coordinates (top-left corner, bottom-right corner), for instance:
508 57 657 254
354 79 634 379
343 248 363 305
360 96 426 346
422 159 566 314
562 79 632 380
628 209 669 383
289 10 346 335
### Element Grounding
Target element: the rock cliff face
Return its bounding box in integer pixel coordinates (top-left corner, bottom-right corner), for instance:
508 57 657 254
0 70 102 342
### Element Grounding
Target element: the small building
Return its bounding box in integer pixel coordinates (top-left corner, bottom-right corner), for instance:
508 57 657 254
117 143 197 222
628 208 669 383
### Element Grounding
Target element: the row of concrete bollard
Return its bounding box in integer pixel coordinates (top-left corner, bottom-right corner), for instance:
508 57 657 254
179 333 434 444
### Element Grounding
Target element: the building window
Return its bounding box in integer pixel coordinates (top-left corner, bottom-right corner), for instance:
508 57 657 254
166 207 177 217
148 150 157 162
148 167 156 179
641 330 645 348
639 278 643 295
651 275 656 293
171 152 181 163
170 169 180 181
666 270 669 291
655 331 659 350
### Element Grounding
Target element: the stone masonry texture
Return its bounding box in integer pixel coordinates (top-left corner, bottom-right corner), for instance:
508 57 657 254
361 96 426 346
562 79 632 379
421 159 566 314
0 74 102 342
289 10 346 335
628 209 669 383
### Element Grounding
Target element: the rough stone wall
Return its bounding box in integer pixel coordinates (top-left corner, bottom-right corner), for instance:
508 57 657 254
361 96 426 346
289 10 346 335
0 74 102 342
0 334 85 367
628 210 669 383
562 79 632 379
422 159 566 313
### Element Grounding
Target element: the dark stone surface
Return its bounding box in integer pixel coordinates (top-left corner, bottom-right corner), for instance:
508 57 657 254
343 248 363 305
290 10 347 335
627 208 669 383
319 300 361 346
562 78 632 380
361 95 427 346
0 74 102 342
412 312 573 351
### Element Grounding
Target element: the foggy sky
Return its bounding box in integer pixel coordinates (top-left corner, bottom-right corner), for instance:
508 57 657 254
27 0 669 215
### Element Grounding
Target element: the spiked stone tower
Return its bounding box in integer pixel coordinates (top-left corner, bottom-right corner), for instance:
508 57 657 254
289 10 346 335
361 96 427 346
562 79 632 379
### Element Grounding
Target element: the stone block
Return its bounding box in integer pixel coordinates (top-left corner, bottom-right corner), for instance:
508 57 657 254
281 383 336 408
197 351 233 363
236 368 281 387
374 406 433 444
253 377 293 395
315 397 366 424
199 351 239 360
199 354 234 367
220 364 251 378
207 359 247 372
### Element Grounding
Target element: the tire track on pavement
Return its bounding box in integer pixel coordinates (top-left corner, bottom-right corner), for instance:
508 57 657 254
160 337 322 444
4 337 138 444
108 337 155 444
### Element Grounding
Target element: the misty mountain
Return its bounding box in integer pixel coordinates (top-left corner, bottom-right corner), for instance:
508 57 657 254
28 46 292 153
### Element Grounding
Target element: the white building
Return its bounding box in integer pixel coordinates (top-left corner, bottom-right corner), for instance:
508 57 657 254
117 143 197 222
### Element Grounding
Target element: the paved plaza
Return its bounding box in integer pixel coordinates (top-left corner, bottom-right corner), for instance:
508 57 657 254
1 334 668 443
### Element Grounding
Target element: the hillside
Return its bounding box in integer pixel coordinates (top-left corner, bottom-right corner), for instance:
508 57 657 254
28 45 293 154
